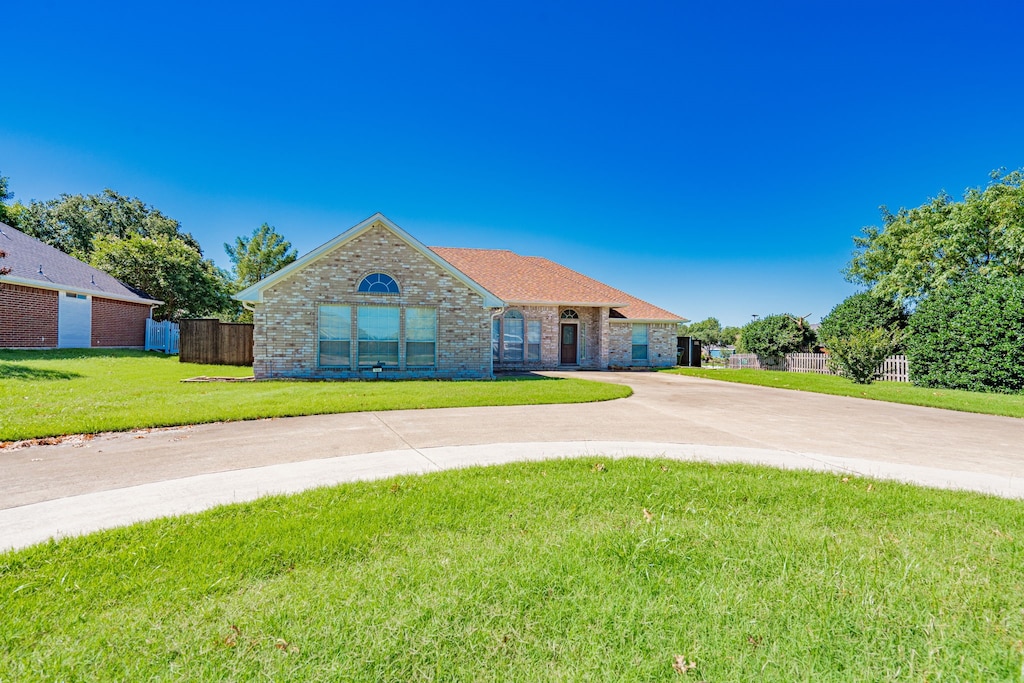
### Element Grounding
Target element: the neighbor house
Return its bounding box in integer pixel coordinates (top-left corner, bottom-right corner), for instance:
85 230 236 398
235 213 685 379
0 222 160 348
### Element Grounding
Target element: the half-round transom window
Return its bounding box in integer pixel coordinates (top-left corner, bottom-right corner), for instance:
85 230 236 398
358 273 400 294
560 309 579 319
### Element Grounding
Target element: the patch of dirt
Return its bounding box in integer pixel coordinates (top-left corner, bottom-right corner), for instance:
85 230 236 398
180 376 255 383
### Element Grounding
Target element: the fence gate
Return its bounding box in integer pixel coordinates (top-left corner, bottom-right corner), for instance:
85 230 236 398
145 319 180 354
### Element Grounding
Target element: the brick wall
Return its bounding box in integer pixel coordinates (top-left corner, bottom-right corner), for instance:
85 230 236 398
253 222 494 379
0 284 58 348
91 298 151 348
608 321 677 368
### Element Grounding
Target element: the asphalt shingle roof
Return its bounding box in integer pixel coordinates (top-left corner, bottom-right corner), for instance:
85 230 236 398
430 247 684 321
0 222 158 303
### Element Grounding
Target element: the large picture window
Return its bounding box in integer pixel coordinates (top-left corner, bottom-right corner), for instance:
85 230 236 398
358 306 400 366
318 305 351 367
631 323 649 361
405 307 436 367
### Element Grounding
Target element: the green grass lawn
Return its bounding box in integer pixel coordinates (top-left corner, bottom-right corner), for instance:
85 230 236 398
665 367 1024 418
2 458 1022 681
0 349 630 442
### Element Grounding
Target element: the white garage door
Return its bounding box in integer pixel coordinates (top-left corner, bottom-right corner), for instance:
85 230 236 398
58 292 92 348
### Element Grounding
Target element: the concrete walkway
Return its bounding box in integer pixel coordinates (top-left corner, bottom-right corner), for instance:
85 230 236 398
2 371 1022 550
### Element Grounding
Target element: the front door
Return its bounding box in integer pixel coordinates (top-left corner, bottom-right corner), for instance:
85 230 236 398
560 323 578 365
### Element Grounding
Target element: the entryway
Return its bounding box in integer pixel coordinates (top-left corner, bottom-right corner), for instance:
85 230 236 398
560 323 577 365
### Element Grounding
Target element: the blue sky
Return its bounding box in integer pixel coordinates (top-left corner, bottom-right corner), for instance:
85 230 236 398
2 1 1022 326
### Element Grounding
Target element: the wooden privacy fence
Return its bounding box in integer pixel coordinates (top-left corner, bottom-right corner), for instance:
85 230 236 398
729 353 910 382
179 319 254 366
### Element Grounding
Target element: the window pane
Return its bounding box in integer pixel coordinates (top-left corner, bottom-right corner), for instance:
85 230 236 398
406 341 436 366
406 308 436 366
358 306 400 365
318 305 351 367
503 314 524 361
527 321 541 361
631 323 648 345
632 344 648 360
358 273 399 294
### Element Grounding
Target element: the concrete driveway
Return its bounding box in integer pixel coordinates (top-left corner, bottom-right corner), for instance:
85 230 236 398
2 371 1022 549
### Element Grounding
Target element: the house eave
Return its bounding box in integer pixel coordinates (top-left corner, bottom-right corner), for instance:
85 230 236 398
504 300 630 308
0 275 163 307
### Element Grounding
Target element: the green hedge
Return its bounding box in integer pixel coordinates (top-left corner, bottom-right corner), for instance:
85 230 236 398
907 276 1024 393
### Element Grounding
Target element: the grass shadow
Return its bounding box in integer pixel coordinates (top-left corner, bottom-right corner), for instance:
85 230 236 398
0 349 168 362
494 372 562 382
0 363 83 381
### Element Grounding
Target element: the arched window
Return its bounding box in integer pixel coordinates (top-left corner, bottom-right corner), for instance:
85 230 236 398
560 309 579 319
358 273 400 294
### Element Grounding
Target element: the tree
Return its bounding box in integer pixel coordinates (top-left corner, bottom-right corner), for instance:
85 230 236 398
845 169 1024 304
90 234 232 321
16 189 200 259
818 292 908 346
225 223 297 289
0 172 13 227
720 326 742 346
0 249 8 276
685 317 723 348
738 314 816 359
825 328 902 384
905 275 1024 393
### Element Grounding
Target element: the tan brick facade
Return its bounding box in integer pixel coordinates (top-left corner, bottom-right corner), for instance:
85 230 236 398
253 224 493 379
608 321 678 368
0 284 58 348
91 298 151 348
493 305 610 370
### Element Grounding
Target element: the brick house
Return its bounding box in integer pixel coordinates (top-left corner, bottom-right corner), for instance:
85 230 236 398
235 213 685 379
0 222 160 349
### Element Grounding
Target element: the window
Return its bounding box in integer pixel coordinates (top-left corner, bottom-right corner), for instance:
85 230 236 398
357 273 400 294
560 309 578 319
358 306 400 365
405 307 436 367
503 309 524 361
631 323 649 361
318 305 351 367
492 317 501 362
580 322 586 361
527 320 541 361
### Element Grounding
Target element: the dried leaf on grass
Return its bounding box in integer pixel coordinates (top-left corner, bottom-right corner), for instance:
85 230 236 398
673 654 697 674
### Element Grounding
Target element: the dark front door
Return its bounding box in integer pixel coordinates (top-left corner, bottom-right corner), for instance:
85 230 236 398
560 323 578 365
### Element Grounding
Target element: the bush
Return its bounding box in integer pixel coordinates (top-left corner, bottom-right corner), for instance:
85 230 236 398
738 314 816 359
819 292 907 345
906 276 1024 393
825 328 901 384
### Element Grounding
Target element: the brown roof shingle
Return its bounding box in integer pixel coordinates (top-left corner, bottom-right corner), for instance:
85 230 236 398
430 246 683 321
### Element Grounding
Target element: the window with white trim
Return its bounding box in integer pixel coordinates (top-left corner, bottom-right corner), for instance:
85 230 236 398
358 273 399 294
358 306 400 365
318 305 351 367
405 307 436 367
631 323 649 361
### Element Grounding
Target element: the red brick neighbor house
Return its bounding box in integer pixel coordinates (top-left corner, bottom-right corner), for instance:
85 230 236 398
0 222 160 349
235 213 685 379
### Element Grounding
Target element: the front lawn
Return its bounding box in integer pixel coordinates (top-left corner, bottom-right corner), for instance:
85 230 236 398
2 458 1022 680
665 367 1024 418
0 350 630 442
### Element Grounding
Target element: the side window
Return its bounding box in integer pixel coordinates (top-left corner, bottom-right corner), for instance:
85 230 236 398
631 323 649 361
319 305 351 367
406 308 436 367
527 320 541 361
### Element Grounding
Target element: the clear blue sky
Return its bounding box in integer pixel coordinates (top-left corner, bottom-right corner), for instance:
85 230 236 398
3 1 1022 326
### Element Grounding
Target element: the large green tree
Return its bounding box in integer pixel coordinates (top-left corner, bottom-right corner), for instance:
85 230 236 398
90 234 232 321
738 314 816 359
683 317 724 348
225 223 297 289
818 292 908 345
845 169 1024 303
16 189 200 259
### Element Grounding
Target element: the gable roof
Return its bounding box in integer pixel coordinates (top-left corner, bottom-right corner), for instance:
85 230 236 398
0 222 161 305
430 247 685 322
234 213 504 307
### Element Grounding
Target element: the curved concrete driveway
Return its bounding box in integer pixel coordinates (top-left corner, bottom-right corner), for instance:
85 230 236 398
2 371 1023 549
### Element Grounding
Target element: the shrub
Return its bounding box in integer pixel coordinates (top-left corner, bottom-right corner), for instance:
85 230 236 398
825 328 902 384
906 276 1024 393
819 292 908 346
738 314 815 359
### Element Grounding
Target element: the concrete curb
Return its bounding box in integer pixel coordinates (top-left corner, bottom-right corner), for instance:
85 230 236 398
2 440 1021 552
